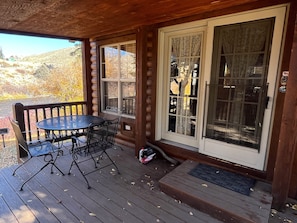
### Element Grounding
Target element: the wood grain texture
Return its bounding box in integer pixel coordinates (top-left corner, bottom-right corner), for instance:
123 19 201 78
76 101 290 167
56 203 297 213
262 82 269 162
160 160 272 223
0 0 289 38
0 144 222 223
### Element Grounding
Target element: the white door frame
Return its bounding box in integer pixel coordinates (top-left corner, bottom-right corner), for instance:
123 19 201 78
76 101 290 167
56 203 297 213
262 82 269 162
156 4 288 170
199 5 288 170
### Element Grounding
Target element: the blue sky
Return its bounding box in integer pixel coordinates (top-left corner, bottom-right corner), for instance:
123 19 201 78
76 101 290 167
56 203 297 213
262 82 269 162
0 33 79 58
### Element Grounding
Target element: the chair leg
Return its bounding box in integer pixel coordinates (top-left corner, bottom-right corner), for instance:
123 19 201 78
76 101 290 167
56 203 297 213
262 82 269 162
68 160 75 175
103 150 120 174
12 158 31 176
20 162 51 191
89 151 98 169
51 162 65 175
68 160 91 189
50 151 64 175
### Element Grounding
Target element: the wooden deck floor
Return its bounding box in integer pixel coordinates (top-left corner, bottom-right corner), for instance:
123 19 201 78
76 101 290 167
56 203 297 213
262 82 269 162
159 160 273 223
0 144 222 223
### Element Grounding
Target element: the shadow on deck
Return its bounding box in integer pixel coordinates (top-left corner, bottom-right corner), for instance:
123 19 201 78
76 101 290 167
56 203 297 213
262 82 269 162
159 160 273 223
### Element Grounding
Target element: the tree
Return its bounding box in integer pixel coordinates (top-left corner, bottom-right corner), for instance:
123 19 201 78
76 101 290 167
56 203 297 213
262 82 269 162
42 56 83 101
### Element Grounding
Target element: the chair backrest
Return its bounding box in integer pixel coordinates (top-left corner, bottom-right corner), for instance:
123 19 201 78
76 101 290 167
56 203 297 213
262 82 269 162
10 119 29 152
85 123 104 144
105 117 120 144
83 117 119 146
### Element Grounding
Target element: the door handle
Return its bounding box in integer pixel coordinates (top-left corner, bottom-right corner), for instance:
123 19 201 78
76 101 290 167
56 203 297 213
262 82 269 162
265 96 269 108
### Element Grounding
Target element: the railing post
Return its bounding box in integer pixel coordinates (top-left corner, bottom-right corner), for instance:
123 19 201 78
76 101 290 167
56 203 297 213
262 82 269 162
12 103 27 158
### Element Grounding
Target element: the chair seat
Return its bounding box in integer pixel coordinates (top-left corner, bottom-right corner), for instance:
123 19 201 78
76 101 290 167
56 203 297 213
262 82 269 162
10 118 64 191
28 141 58 157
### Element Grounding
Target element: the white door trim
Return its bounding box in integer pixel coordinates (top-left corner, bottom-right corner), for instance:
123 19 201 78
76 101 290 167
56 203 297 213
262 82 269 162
199 5 288 170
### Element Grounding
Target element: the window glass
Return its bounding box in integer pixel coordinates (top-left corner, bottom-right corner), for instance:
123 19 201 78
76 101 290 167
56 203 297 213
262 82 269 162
101 46 119 79
168 34 202 137
100 41 136 116
122 82 136 115
206 18 274 149
103 82 118 113
120 43 136 79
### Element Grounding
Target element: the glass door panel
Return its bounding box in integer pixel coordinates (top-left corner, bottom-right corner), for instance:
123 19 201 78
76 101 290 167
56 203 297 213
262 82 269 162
167 34 202 138
206 18 274 150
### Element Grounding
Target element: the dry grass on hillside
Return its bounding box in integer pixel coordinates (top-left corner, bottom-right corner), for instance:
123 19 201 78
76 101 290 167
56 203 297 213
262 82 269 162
0 46 82 100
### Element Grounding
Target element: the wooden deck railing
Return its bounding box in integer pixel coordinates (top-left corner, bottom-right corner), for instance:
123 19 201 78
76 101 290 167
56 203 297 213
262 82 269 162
12 101 87 157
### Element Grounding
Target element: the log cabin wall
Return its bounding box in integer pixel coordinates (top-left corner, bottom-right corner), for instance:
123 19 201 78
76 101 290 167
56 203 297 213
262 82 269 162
88 39 99 116
144 29 156 142
135 26 158 155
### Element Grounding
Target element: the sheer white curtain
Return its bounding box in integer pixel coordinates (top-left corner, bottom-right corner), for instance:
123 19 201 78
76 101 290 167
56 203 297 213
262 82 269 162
170 35 202 134
221 23 268 125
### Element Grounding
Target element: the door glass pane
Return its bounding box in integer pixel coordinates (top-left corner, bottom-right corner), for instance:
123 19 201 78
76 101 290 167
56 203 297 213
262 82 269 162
167 34 202 137
206 18 274 150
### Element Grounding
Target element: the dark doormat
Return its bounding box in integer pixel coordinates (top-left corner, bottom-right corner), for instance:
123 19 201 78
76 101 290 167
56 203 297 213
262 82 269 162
188 163 255 196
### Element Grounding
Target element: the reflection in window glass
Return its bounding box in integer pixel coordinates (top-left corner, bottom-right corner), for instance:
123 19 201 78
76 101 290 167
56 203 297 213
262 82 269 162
100 41 136 116
168 34 202 137
103 82 118 113
206 18 274 149
101 46 118 79
120 43 136 79
122 82 136 115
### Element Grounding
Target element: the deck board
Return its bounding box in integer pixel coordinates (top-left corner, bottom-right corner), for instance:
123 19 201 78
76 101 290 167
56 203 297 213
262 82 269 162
0 145 222 223
159 160 272 223
1 163 80 223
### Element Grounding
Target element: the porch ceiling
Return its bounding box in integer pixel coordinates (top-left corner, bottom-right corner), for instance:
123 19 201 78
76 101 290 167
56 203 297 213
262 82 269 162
0 0 268 40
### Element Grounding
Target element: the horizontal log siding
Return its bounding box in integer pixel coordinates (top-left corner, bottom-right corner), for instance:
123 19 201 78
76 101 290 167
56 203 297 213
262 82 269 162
146 29 157 142
90 40 99 116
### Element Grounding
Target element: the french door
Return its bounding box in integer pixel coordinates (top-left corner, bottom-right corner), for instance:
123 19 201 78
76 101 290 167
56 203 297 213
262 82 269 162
201 6 287 170
157 5 287 170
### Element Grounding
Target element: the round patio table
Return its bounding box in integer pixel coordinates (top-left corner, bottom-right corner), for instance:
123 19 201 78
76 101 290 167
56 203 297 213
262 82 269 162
36 115 105 131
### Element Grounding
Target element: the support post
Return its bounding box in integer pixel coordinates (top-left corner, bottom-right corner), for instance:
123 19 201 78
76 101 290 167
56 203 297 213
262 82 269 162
12 103 27 158
272 10 297 210
135 26 149 156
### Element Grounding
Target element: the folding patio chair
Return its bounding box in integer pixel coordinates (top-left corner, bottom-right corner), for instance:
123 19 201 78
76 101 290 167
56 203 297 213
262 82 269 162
10 119 64 191
69 117 121 188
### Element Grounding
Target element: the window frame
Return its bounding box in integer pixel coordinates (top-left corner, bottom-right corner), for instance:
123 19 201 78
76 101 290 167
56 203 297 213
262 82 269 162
99 40 136 117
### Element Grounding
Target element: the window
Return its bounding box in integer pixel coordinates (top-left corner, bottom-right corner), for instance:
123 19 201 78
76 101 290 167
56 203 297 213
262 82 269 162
100 41 136 116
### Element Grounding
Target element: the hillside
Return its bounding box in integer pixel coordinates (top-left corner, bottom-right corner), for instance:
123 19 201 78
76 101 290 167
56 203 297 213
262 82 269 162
0 46 83 101
22 46 81 67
